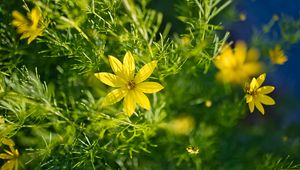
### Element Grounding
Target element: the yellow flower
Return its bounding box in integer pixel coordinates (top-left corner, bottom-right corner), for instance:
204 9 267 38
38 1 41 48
269 45 288 65
0 138 19 170
94 52 164 116
12 7 43 44
186 146 199 155
239 13 247 21
214 41 263 84
168 116 195 135
245 73 275 115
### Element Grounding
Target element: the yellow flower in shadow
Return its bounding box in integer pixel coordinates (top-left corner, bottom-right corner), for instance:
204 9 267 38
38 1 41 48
94 52 164 116
186 146 199 155
214 41 263 84
12 7 43 44
0 138 19 170
269 45 288 65
245 73 275 115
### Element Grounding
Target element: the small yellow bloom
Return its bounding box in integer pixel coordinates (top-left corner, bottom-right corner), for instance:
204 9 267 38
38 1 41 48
214 41 263 84
0 138 19 170
245 73 275 115
239 13 247 21
205 100 212 107
12 7 43 44
95 52 164 116
272 14 279 21
269 45 288 65
168 116 195 135
186 146 199 155
180 36 191 45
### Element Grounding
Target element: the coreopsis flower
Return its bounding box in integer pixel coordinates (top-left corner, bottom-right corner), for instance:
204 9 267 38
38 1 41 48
214 41 263 84
12 7 43 44
269 45 288 65
186 146 199 155
0 138 19 170
94 52 164 116
168 116 195 135
245 73 275 115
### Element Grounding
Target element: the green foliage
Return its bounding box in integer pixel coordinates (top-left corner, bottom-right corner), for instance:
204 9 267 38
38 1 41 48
0 0 299 169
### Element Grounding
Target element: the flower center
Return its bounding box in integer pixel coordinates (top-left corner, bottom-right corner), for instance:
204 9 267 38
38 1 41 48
127 80 136 90
247 89 257 96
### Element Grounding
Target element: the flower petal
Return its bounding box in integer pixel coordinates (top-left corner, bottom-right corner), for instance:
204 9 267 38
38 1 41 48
247 48 259 61
258 86 275 94
257 73 266 87
1 138 15 146
235 41 247 64
102 88 127 106
254 101 265 115
258 94 275 105
243 62 263 76
134 61 158 84
246 95 253 103
108 55 124 77
30 7 41 27
94 72 126 87
123 91 136 116
250 78 258 91
135 82 164 94
123 51 135 80
0 153 13 159
248 101 255 113
12 11 28 26
133 90 150 110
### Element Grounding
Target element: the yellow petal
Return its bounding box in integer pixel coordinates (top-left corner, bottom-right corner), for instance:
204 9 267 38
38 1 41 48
243 62 263 75
133 90 150 110
258 94 275 105
257 73 266 87
123 91 136 116
135 82 164 94
1 138 15 146
134 61 158 84
30 7 41 27
12 11 27 26
248 101 255 113
27 34 38 44
214 45 234 69
123 51 135 80
254 101 265 115
246 95 253 103
94 72 126 87
102 88 127 106
258 86 275 94
1 159 17 170
235 41 247 64
247 48 259 61
108 55 124 77
0 153 13 159
250 78 258 91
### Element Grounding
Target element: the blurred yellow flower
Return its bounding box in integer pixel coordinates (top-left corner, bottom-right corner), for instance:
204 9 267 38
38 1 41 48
239 13 247 21
180 36 191 45
214 41 263 84
269 45 288 65
0 138 19 170
186 146 199 155
245 73 275 115
168 116 195 135
12 7 43 44
205 100 212 107
95 52 164 116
